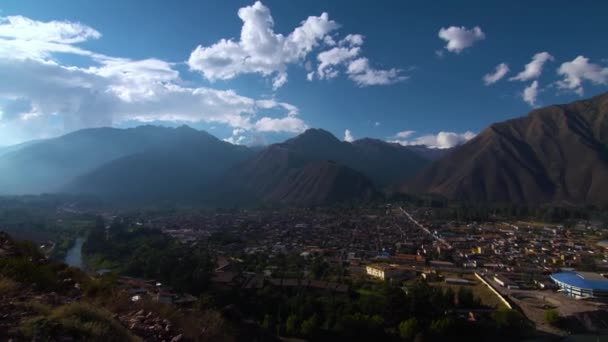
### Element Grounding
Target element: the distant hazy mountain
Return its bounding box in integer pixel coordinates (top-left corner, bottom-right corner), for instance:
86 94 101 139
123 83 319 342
403 145 453 161
0 139 44 158
0 123 460 206
281 129 430 187
0 125 251 197
64 126 252 201
219 144 377 205
403 92 608 206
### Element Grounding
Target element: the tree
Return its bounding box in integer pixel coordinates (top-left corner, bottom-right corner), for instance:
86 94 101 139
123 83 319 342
544 309 560 326
285 314 299 336
492 308 534 338
398 317 420 340
300 314 319 338
429 317 455 336
444 287 455 307
457 287 478 308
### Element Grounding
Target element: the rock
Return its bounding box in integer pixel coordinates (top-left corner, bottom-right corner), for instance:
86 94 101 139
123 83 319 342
170 334 183 342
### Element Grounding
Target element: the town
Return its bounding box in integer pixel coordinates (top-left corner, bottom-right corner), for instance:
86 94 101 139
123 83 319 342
98 204 608 337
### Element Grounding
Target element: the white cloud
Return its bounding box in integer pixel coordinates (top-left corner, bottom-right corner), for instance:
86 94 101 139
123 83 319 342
0 15 105 61
254 116 308 133
343 129 354 142
224 135 246 145
483 63 509 85
394 130 415 139
187 1 338 89
391 131 476 149
0 14 306 145
312 32 405 85
340 34 364 47
522 81 539 107
510 52 553 82
438 26 485 54
316 46 361 79
556 56 608 95
0 15 101 44
347 58 407 86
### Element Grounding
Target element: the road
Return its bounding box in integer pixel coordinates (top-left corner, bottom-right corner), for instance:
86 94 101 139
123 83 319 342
399 207 452 249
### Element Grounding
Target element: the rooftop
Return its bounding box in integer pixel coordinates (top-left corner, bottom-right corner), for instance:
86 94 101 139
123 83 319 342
550 272 608 291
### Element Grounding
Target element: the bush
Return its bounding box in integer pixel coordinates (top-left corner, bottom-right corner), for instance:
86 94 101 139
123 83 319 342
492 308 534 338
0 276 19 295
19 302 137 342
398 317 420 340
0 257 59 291
544 309 560 326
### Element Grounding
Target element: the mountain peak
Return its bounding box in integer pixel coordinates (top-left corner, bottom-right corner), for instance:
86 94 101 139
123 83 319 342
298 128 339 140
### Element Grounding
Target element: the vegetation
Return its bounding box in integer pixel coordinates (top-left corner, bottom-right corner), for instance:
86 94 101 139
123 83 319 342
83 218 215 295
544 309 561 326
19 302 137 342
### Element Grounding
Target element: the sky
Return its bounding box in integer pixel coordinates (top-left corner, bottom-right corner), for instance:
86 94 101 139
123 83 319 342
0 0 607 147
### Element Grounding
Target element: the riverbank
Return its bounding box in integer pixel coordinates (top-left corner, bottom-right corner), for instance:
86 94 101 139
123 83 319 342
64 236 86 269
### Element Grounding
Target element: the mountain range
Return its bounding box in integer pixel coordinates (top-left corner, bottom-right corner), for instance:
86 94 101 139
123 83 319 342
1 92 607 206
0 125 438 205
403 92 608 206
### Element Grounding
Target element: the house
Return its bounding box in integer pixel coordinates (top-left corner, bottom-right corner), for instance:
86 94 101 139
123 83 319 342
366 264 414 281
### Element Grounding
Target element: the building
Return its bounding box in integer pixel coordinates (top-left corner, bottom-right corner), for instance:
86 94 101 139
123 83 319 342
550 271 608 300
366 264 414 281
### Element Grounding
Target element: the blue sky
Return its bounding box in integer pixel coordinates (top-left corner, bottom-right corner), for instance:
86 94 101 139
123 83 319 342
0 0 607 147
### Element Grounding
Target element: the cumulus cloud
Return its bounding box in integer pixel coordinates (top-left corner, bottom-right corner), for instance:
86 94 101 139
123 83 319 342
438 26 485 54
347 58 407 86
344 129 354 142
311 33 406 86
394 130 415 139
0 14 305 145
510 52 553 82
391 131 476 149
315 46 361 80
187 1 338 89
522 81 539 107
556 56 608 95
483 63 509 85
188 2 404 88
254 116 307 133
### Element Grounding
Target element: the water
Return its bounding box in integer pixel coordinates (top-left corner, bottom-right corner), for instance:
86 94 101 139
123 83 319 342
64 237 85 269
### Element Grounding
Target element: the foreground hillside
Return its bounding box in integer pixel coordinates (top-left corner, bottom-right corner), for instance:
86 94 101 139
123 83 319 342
0 231 269 341
403 92 608 206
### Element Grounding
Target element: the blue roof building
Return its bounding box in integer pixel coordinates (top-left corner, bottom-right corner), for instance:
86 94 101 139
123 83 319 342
550 272 608 300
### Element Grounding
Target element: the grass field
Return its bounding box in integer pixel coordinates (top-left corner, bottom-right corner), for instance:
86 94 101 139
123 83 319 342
430 273 508 310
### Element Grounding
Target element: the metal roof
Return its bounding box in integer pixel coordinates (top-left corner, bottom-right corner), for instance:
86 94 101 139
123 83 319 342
550 272 608 291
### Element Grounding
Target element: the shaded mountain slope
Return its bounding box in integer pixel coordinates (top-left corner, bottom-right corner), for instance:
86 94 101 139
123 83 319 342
63 126 252 201
220 145 377 205
403 92 608 205
0 126 204 194
282 129 429 187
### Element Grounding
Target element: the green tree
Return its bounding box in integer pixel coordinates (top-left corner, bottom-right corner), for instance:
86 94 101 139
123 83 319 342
300 314 319 338
398 317 420 340
492 308 534 338
285 314 299 336
429 317 455 336
544 309 560 326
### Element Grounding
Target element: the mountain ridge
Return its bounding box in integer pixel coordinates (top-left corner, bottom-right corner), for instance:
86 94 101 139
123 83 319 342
402 92 608 206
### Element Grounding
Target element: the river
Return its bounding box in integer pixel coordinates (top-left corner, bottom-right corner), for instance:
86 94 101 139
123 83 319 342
64 237 86 269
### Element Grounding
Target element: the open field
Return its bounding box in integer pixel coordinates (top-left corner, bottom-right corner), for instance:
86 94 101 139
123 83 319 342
430 273 509 309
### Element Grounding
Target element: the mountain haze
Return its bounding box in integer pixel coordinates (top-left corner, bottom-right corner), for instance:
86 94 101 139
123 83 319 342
64 126 253 201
